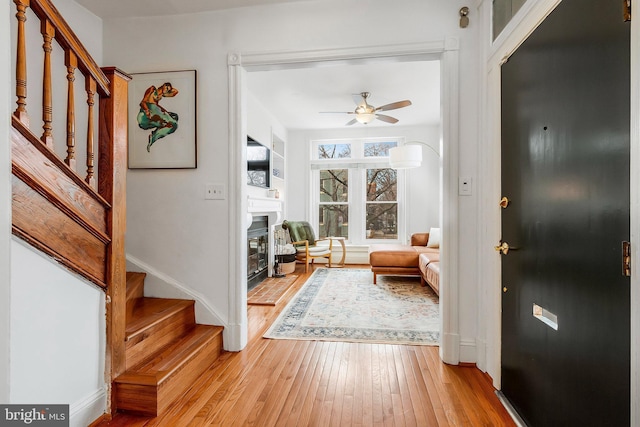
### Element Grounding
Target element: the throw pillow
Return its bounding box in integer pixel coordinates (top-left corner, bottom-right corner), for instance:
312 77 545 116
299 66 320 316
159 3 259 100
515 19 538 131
427 227 440 248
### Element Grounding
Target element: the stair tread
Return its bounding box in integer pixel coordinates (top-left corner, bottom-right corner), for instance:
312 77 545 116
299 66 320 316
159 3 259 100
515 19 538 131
126 298 194 339
117 324 223 384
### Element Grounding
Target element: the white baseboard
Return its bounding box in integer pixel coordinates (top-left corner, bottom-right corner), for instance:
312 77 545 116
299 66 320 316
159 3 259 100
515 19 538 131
333 244 370 265
475 338 487 371
440 334 477 365
126 254 227 331
70 387 106 427
440 332 460 364
223 323 247 352
459 338 477 364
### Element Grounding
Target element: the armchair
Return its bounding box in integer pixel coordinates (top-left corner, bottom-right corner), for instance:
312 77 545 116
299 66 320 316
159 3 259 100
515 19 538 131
281 220 332 273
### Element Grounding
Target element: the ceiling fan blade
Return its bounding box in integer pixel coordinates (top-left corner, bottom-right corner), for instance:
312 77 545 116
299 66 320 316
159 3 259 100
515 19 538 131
319 111 354 114
346 118 358 126
375 114 399 124
375 100 412 112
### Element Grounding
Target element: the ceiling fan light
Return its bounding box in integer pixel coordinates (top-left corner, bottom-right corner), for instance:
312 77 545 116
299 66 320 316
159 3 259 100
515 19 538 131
389 145 422 169
355 112 376 124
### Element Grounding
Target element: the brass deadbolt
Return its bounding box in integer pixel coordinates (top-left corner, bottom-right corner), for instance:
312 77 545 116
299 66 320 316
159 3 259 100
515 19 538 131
495 241 510 255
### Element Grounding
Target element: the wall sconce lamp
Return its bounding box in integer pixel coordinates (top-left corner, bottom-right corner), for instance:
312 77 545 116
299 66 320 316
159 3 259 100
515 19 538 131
389 141 440 169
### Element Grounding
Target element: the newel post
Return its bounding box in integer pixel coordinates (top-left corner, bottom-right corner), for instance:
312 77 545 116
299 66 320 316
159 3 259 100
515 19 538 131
98 67 131 411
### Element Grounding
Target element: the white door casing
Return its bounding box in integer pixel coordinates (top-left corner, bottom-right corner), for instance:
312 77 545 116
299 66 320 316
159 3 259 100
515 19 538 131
227 40 462 365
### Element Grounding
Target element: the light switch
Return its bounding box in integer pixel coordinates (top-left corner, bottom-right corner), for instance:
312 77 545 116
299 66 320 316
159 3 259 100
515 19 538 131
205 183 225 200
459 176 472 196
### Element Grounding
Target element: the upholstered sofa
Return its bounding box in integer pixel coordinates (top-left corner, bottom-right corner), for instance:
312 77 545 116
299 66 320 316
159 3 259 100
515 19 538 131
368 231 440 295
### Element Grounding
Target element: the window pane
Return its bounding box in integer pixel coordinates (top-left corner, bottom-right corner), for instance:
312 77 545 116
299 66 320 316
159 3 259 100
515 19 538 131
493 0 526 40
320 169 348 203
319 205 348 239
366 168 397 201
366 203 397 239
318 143 351 159
364 141 397 157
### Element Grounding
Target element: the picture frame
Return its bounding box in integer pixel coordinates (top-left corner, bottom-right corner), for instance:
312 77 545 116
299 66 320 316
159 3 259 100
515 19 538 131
128 70 197 169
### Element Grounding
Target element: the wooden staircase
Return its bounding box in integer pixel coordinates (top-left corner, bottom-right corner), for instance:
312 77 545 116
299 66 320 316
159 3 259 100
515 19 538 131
10 1 225 420
114 272 224 416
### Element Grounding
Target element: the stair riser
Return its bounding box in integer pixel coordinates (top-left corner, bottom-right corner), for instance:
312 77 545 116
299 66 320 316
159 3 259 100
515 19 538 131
126 307 195 370
116 332 223 416
113 384 158 417
157 335 223 414
125 274 145 321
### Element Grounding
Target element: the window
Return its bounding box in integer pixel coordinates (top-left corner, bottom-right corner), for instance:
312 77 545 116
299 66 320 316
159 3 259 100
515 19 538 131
319 169 348 238
311 138 404 244
365 168 397 239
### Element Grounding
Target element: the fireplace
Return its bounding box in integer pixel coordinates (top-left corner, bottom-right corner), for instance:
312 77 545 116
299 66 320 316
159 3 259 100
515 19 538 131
247 215 269 291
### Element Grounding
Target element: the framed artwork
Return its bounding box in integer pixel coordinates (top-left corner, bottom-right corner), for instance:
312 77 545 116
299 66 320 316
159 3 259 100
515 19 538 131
128 70 197 168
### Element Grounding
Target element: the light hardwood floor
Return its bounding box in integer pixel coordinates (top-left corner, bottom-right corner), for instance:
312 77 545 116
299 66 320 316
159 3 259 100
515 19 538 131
98 265 515 426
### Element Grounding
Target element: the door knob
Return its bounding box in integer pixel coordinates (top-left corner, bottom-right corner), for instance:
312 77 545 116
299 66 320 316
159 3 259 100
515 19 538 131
495 241 510 255
499 196 510 209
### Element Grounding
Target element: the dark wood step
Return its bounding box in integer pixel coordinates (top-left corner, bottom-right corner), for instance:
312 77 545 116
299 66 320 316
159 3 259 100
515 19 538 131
126 272 146 321
125 297 195 370
114 324 224 416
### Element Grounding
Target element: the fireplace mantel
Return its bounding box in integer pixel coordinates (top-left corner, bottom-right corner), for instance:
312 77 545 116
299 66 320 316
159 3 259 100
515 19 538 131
247 196 282 213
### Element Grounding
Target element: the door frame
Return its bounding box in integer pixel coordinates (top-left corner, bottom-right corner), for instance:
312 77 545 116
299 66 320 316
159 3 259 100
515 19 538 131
478 0 640 423
227 39 463 365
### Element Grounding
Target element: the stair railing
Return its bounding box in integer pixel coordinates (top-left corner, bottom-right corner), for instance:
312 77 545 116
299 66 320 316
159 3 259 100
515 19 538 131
11 0 130 400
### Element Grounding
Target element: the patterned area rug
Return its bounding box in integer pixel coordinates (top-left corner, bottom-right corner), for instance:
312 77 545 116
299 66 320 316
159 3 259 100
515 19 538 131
264 268 439 345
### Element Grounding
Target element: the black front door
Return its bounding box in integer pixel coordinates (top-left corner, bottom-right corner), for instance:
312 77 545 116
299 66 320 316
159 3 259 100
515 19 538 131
500 0 630 425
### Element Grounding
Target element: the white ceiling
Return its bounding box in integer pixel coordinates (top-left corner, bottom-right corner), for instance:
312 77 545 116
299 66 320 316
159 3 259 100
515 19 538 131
247 59 440 130
75 0 441 130
74 0 320 19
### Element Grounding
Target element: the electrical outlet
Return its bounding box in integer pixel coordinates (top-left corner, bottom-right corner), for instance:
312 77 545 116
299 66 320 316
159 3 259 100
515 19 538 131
205 183 225 200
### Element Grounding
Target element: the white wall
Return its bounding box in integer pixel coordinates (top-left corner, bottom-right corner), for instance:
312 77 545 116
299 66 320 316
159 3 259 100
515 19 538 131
1 0 12 404
103 0 480 356
287 124 441 240
10 240 106 426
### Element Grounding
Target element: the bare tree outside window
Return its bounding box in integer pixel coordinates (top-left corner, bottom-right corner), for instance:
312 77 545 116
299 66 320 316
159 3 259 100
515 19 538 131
318 143 351 159
366 168 397 239
364 141 397 157
319 169 348 238
312 138 403 243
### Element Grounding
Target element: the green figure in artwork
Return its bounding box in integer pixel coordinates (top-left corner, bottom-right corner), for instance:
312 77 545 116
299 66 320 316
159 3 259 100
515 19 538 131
137 82 179 152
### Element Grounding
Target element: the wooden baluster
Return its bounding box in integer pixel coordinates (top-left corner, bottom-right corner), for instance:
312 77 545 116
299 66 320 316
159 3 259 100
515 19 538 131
85 77 96 186
41 19 55 149
65 50 77 170
14 0 30 125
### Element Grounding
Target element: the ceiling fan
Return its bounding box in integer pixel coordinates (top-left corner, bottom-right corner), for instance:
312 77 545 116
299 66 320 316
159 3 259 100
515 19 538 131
322 92 412 125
